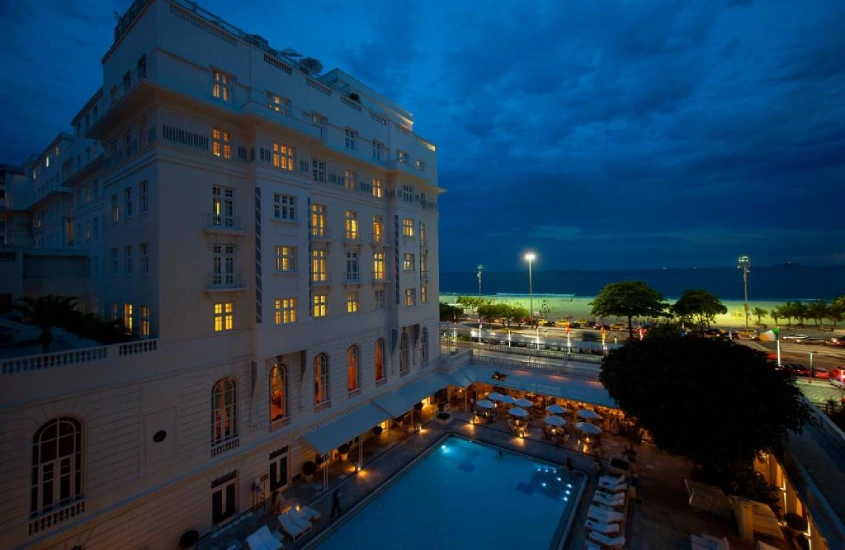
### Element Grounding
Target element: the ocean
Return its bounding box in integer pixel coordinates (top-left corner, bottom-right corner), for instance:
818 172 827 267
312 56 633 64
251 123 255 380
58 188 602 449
440 265 845 301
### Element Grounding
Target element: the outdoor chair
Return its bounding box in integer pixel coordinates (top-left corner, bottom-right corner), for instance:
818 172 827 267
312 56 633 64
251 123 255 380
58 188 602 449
291 502 322 522
585 519 620 535
277 512 310 541
289 507 316 526
589 531 626 549
598 474 626 488
587 504 624 523
245 525 284 550
597 481 628 494
593 491 626 508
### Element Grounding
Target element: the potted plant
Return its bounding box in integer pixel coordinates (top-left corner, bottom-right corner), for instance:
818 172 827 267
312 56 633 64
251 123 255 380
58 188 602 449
302 461 316 482
338 443 350 461
372 425 383 436
436 412 452 425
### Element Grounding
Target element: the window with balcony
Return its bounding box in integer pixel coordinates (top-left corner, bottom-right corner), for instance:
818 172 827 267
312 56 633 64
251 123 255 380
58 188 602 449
30 418 84 521
400 330 410 375
347 346 360 396
274 298 297 325
269 447 288 490
212 70 233 102
375 339 386 384
213 302 234 332
372 178 383 199
212 129 232 159
344 128 357 150
403 253 415 272
111 194 119 222
311 203 326 236
273 193 297 221
420 222 427 245
140 243 149 274
123 304 133 332
343 169 355 191
269 364 288 424
312 159 326 183
402 218 414 237
372 215 383 243
140 180 149 213
311 249 327 282
212 243 236 286
124 187 133 219
125 246 132 274
211 378 237 446
420 328 429 367
346 252 359 282
140 306 150 337
266 91 288 114
313 294 327 318
421 284 428 303
273 142 294 170
314 353 330 409
347 291 359 314
344 210 358 240
373 252 385 281
372 141 383 161
274 245 296 272
405 289 416 307
212 186 235 228
421 250 428 278
402 184 414 203
374 289 385 310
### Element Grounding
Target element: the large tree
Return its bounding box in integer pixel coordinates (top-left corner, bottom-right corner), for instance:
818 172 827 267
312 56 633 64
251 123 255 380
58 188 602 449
670 289 727 332
591 281 667 340
807 299 828 327
751 307 768 326
14 295 80 353
828 296 844 328
600 336 810 476
439 302 462 323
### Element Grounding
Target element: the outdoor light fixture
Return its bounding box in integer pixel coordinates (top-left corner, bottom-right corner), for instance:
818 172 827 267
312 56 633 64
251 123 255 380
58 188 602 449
737 255 751 328
524 252 537 366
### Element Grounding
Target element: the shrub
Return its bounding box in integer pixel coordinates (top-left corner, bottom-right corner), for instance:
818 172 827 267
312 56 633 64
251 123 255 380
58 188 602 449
302 461 317 476
372 426 383 436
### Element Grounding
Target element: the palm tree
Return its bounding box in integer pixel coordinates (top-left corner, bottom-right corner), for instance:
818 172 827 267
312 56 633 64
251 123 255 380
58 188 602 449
808 299 828 327
792 301 807 327
780 302 794 327
13 295 80 354
752 307 768 325
770 307 781 326
827 298 844 329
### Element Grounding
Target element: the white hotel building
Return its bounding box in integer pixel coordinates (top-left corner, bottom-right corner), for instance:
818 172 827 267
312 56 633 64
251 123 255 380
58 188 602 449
0 0 443 547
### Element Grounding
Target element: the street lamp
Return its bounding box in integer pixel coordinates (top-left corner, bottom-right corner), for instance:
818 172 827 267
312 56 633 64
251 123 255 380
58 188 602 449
477 264 483 343
525 252 536 365
737 255 751 328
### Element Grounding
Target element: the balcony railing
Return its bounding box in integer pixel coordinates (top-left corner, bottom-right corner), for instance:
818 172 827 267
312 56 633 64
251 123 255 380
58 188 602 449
421 271 430 280
345 274 361 284
310 227 332 240
269 416 291 432
371 277 388 284
2 339 158 376
311 276 331 286
375 377 387 387
29 500 85 535
211 437 240 457
400 368 410 377
204 214 244 234
207 273 245 291
348 387 362 399
315 400 332 413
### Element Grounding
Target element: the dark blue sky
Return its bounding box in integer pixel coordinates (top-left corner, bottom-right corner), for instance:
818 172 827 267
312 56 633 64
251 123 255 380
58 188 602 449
2 0 844 271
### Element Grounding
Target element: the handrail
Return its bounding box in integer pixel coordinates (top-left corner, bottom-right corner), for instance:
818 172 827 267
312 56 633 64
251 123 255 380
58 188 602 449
1 339 159 375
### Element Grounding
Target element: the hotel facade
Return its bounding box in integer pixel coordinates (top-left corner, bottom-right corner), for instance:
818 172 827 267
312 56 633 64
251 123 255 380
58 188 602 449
0 0 443 547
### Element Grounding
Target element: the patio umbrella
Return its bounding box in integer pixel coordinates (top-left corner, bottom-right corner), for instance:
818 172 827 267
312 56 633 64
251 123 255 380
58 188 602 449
576 422 602 435
546 404 567 414
577 409 601 420
544 415 567 427
499 395 516 405
508 407 529 418
515 398 533 408
476 399 495 409
486 392 505 401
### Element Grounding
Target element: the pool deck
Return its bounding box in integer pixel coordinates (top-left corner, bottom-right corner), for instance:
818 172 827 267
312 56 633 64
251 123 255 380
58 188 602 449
199 406 770 550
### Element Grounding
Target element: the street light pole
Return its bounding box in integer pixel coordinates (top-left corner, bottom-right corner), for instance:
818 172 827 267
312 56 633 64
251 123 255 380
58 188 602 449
477 264 483 343
525 252 536 366
737 255 751 329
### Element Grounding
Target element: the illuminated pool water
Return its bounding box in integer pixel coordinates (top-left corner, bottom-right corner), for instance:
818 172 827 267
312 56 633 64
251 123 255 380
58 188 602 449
313 436 584 550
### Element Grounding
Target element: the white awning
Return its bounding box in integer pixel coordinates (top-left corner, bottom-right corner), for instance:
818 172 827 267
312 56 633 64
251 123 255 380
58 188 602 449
373 373 452 418
302 403 390 455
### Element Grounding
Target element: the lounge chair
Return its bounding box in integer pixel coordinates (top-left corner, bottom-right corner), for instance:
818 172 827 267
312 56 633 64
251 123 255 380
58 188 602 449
587 504 624 523
593 492 626 508
585 519 620 535
291 502 322 522
289 507 316 527
598 474 625 487
277 512 310 541
589 531 626 549
246 525 284 550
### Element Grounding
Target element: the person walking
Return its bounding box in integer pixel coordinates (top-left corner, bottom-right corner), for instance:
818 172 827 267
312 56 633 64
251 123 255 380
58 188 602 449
330 488 343 519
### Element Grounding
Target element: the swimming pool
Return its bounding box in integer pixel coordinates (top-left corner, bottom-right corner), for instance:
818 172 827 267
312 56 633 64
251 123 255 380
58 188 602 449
311 435 585 550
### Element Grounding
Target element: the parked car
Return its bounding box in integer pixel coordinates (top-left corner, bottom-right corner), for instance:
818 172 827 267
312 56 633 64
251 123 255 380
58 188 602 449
826 336 845 347
737 329 758 339
555 320 570 328
783 363 809 376
796 337 825 345
829 367 845 388
812 367 829 380
610 323 628 331
782 333 809 341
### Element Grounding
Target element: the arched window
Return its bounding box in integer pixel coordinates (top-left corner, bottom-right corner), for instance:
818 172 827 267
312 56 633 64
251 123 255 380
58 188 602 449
400 330 409 375
314 353 330 407
374 339 386 384
347 346 360 393
31 417 83 517
269 364 288 422
420 328 429 367
211 378 237 445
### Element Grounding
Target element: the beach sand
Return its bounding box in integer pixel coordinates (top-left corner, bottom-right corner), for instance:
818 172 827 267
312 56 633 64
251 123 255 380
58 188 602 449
440 293 790 329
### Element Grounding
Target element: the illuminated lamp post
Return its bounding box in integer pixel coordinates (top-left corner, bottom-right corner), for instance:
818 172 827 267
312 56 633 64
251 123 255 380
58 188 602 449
737 255 751 329
525 252 536 366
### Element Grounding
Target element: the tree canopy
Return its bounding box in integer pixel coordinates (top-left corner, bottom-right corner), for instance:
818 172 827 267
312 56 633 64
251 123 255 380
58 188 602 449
670 289 727 332
591 281 667 339
600 336 810 473
439 302 462 323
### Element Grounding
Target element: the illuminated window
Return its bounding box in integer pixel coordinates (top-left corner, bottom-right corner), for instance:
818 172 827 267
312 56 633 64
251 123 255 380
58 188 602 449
415 159 425 171
212 70 233 102
30 418 83 518
140 306 150 337
273 193 296 220
212 128 231 159
311 249 327 282
404 288 416 307
346 252 359 282
123 303 133 332
397 150 407 164
313 294 327 318
269 364 288 422
274 246 296 272
213 302 234 332
344 128 357 150
347 346 360 392
372 215 383 242
372 178 383 198
312 159 326 182
314 353 330 406
272 142 294 170
402 218 414 237
373 252 385 280
372 141 383 161
344 210 358 240
420 222 427 244
403 253 415 272
266 91 288 114
212 186 235 228
311 204 326 236
344 169 355 191
374 289 385 310
421 284 428 303
274 298 297 325
211 378 237 444
374 339 386 382
347 291 359 314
